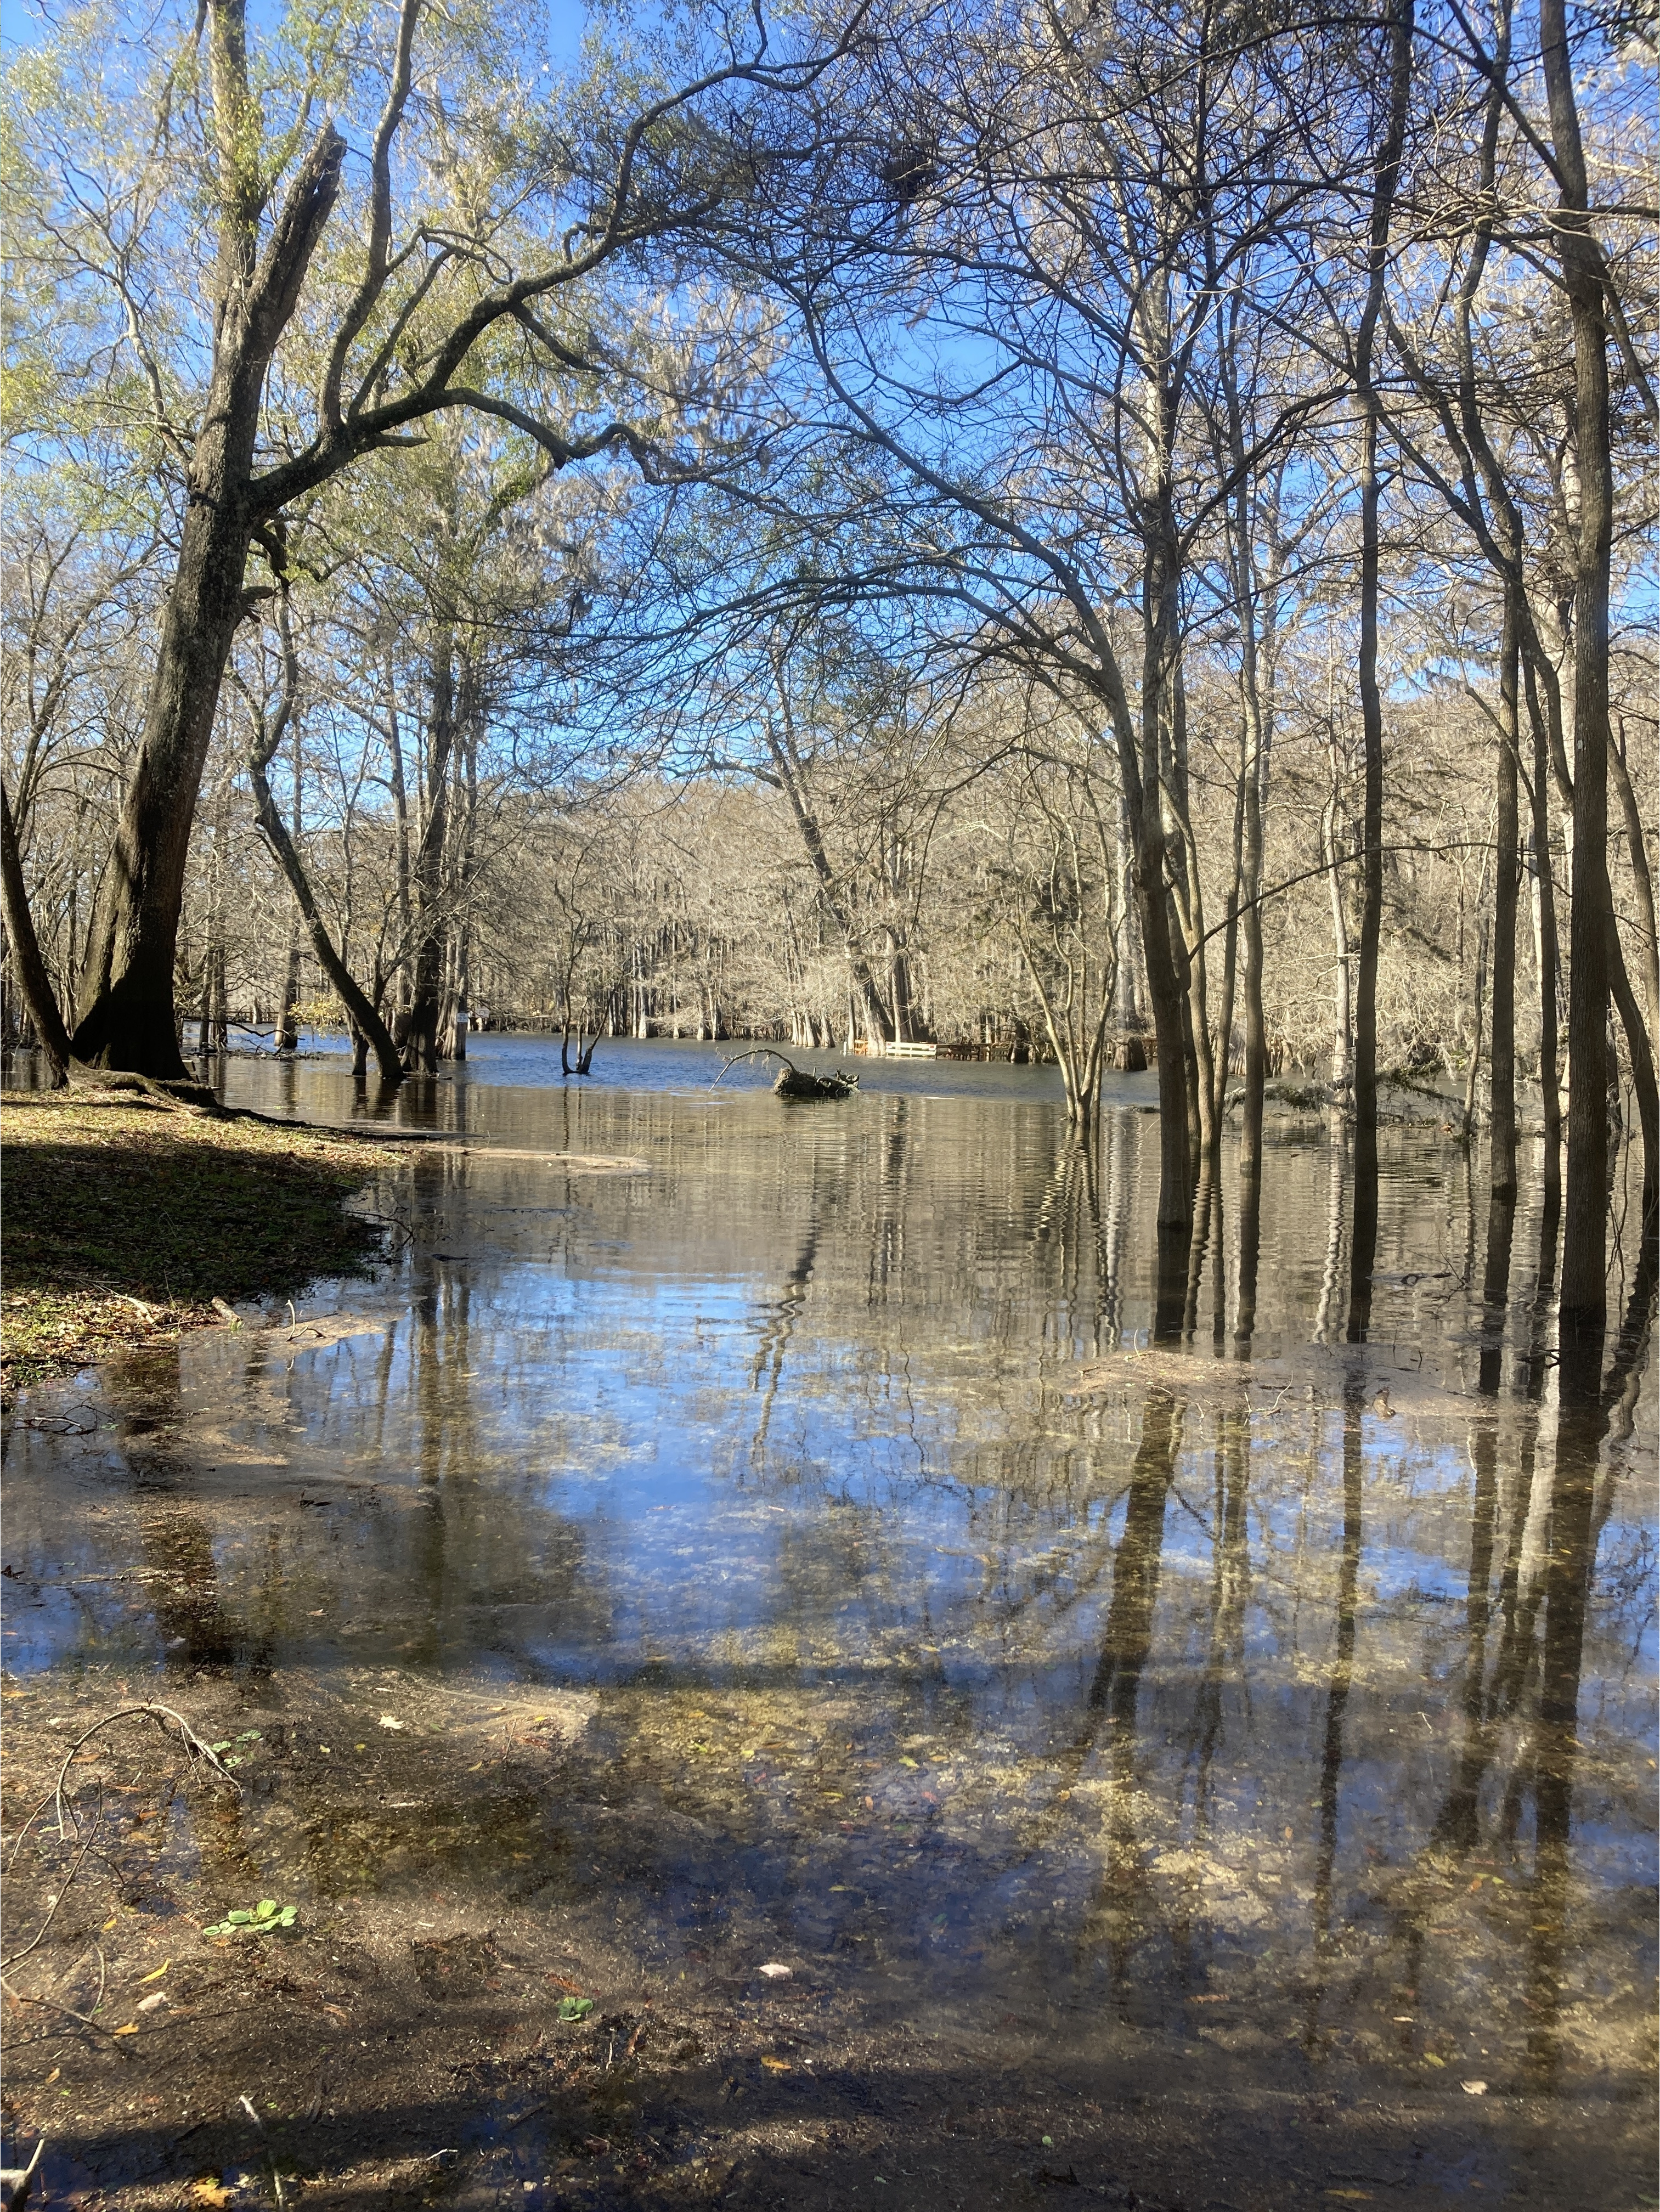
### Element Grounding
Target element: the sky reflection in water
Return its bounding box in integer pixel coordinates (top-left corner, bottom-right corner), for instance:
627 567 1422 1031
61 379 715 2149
5 1052 1654 2120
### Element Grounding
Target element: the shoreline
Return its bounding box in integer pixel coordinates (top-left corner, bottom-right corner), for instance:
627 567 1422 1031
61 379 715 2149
0 1090 404 1404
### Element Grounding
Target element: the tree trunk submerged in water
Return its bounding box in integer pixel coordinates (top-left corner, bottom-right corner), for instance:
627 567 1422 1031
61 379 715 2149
1538 0 1621 1330
249 766 405 1085
246 590 405 1086
1488 595 1521 1197
1347 0 1414 1348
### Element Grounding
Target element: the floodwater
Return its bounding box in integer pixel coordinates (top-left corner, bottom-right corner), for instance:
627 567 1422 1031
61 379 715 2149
3 1047 1655 2204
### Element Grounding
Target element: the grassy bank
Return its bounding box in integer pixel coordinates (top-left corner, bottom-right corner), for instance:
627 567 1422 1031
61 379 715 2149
1 1090 402 1400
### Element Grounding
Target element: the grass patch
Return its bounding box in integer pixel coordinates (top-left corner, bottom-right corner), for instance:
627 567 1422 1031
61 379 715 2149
1 1090 402 1400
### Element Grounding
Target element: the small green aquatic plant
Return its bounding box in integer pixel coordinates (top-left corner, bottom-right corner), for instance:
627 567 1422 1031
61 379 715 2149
208 1730 263 1769
204 1898 297 1937
556 1995 594 2023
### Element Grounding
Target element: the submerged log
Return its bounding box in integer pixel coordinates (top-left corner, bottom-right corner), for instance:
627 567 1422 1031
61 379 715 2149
714 1047 859 1101
773 1063 858 1100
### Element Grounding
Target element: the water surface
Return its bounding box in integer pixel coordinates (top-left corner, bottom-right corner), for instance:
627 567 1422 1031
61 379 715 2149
4 1054 1653 2200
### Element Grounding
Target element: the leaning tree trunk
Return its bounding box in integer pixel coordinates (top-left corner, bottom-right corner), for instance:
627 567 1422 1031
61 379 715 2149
249 763 405 1085
69 122 346 1077
247 590 404 1084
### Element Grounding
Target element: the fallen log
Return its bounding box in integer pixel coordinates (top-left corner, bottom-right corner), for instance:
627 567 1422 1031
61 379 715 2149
714 1048 859 1101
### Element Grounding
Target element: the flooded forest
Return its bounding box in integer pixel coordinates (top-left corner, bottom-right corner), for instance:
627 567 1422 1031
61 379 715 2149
1 0 1655 2207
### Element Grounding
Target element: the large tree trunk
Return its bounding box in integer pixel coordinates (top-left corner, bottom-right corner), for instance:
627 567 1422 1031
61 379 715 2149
1539 0 1616 1330
71 500 256 1074
1134 496 1198 1227
1347 0 1414 1347
69 114 345 1076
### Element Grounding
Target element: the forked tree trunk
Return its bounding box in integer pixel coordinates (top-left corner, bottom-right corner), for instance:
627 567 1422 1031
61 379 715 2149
764 714 894 1046
70 118 346 1075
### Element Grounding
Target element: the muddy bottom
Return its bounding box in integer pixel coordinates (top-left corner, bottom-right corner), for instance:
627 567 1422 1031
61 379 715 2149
2 1076 1654 2208
4 1649 1642 2212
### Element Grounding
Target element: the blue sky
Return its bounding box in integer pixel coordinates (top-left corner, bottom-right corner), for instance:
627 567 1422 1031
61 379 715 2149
2 0 592 64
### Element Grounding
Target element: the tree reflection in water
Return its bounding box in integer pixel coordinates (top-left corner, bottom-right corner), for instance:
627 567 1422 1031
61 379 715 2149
3 1061 1652 2167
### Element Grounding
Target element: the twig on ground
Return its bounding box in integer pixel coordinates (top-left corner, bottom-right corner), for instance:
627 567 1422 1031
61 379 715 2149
1 1809 104 1971
6 1793 55 1873
240 2092 288 2209
50 1704 241 1841
0 2131 47 2210
1 1972 133 2056
4 1707 239 1973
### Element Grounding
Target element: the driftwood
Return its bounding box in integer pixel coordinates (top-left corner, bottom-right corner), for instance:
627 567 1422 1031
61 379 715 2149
713 1048 859 1101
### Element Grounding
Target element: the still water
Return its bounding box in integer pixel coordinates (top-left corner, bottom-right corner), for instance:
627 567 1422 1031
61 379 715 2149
4 1048 1655 2196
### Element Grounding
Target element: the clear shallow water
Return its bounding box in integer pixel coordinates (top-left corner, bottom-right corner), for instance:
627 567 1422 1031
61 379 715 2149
3 1056 1655 2183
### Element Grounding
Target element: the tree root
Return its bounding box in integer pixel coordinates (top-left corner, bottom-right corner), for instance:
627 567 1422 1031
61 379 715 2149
65 1064 219 1111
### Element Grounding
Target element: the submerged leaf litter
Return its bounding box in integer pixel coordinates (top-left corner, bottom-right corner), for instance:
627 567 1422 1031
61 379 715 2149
1 1057 1653 2208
